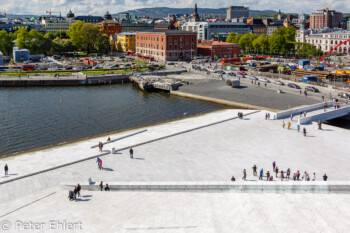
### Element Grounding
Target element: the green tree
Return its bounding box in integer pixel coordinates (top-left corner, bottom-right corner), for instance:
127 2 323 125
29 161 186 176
253 34 269 54
54 30 69 39
269 34 286 54
95 34 110 54
226 32 235 43
15 28 31 49
80 23 100 53
0 31 14 56
67 21 84 50
53 38 74 55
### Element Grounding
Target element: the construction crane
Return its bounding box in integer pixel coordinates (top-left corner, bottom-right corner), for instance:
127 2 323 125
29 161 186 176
46 10 62 19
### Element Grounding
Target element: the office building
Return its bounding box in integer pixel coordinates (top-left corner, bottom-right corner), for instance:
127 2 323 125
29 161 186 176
296 28 350 54
13 47 30 63
136 30 197 61
310 9 342 29
181 22 251 40
226 6 249 20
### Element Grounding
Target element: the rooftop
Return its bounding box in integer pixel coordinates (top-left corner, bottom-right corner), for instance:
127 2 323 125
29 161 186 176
136 29 197 34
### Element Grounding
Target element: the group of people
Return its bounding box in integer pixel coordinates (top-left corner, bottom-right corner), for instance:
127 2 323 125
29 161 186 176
282 121 307 136
99 181 110 191
236 161 328 182
237 112 244 119
264 113 271 120
68 184 81 201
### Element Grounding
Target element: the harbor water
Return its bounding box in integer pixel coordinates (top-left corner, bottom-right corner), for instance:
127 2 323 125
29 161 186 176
0 85 224 156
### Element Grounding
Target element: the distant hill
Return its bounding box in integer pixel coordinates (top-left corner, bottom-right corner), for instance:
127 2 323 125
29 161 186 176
114 7 278 18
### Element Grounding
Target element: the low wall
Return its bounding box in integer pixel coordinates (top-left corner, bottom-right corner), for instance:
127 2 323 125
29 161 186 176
298 106 350 125
62 181 350 194
276 101 333 119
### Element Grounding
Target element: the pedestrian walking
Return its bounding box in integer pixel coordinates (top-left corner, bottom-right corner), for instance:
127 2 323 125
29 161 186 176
272 161 276 172
300 112 302 118
297 124 300 132
264 83 267 88
281 170 284 181
266 171 270 181
96 157 101 169
259 169 263 180
252 164 257 176
287 168 291 180
99 181 103 191
293 173 296 181
299 90 302 95
275 166 279 177
312 173 316 181
282 121 285 128
296 170 300 180
303 127 307 136
129 147 133 159
322 96 324 101
73 186 78 202
99 158 103 170
290 113 293 121
105 183 110 191
4 164 8 176
77 184 81 197
287 121 291 129
304 111 306 117
242 169 247 181
323 174 328 181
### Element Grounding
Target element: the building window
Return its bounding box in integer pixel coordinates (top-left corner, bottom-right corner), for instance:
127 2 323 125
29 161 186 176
174 37 178 42
169 37 172 42
175 45 178 50
169 45 172 50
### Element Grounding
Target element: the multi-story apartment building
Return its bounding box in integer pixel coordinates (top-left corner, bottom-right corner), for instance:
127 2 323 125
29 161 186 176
41 18 76 33
309 9 342 29
135 30 197 61
296 28 350 54
226 6 249 20
116 33 136 52
98 11 122 36
181 22 251 40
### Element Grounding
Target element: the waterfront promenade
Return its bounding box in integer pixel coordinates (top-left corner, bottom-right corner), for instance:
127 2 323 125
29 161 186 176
0 109 350 232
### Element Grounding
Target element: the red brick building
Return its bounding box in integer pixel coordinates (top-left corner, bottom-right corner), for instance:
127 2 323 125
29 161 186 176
98 20 122 36
310 9 342 29
135 30 197 61
197 39 240 59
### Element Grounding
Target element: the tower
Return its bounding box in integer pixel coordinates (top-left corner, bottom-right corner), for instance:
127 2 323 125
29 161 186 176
191 3 200 22
104 10 112 20
278 9 282 20
66 9 75 20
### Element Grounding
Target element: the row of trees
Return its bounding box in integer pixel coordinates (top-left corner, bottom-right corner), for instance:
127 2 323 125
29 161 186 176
226 27 323 57
0 22 110 56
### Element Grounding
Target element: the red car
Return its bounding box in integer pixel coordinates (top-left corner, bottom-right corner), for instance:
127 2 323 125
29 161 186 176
237 71 247 75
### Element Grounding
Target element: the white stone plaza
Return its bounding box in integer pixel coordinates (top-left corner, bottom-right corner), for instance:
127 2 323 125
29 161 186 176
0 109 350 232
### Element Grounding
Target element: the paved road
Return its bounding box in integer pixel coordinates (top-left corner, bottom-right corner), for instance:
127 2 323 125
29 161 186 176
177 77 320 110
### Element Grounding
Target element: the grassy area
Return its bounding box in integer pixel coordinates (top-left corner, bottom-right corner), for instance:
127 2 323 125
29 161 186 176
82 69 147 75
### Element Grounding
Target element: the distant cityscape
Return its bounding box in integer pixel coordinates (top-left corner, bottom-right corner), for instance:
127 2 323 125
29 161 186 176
0 4 350 64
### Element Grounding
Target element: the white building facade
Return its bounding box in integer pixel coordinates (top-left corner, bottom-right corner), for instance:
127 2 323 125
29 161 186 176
296 28 350 54
181 22 251 40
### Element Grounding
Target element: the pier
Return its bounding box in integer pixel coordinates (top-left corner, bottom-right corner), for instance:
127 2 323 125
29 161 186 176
130 75 183 92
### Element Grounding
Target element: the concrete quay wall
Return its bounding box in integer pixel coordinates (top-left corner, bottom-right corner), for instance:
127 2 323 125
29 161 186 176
63 181 350 194
298 106 350 125
276 101 334 119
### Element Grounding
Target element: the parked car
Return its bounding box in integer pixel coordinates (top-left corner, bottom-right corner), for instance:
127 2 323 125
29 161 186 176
258 77 270 82
287 83 301 89
272 80 285 85
226 72 236 76
248 75 258 80
305 86 320 92
338 92 350 99
167 62 175 65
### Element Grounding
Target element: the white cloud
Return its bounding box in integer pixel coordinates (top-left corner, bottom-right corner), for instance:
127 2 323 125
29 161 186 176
1 0 349 15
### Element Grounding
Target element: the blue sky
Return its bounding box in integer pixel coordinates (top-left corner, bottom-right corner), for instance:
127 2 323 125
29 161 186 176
0 0 349 16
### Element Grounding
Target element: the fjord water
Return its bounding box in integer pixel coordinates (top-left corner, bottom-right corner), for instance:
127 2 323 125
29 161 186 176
0 85 223 156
